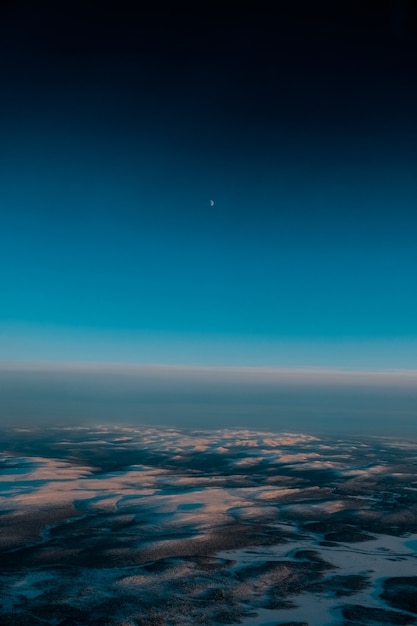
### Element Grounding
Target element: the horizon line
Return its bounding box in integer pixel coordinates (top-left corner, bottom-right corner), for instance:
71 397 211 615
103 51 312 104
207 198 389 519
1 359 417 377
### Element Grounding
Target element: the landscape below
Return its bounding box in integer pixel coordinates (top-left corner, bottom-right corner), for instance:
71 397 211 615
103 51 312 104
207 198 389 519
1 425 417 625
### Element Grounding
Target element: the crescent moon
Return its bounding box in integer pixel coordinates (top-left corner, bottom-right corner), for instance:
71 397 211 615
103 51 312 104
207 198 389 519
210 200 215 206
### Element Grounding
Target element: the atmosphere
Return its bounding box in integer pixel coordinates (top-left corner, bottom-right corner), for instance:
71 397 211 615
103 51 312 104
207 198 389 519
1 2 416 373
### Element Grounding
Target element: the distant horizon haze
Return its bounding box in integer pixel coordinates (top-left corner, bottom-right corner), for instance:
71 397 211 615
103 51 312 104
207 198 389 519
1 360 416 436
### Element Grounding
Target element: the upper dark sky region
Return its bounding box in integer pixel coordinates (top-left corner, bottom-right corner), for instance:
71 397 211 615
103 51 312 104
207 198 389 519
0 1 416 369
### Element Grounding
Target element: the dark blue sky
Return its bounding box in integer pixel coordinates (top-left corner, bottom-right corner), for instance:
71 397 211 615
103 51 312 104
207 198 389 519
1 1 416 368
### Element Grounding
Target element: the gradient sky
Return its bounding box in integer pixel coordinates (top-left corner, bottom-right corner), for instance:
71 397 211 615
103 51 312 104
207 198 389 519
1 1 417 369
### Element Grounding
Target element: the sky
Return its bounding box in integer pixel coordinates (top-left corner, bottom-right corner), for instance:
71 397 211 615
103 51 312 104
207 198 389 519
1 2 417 385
